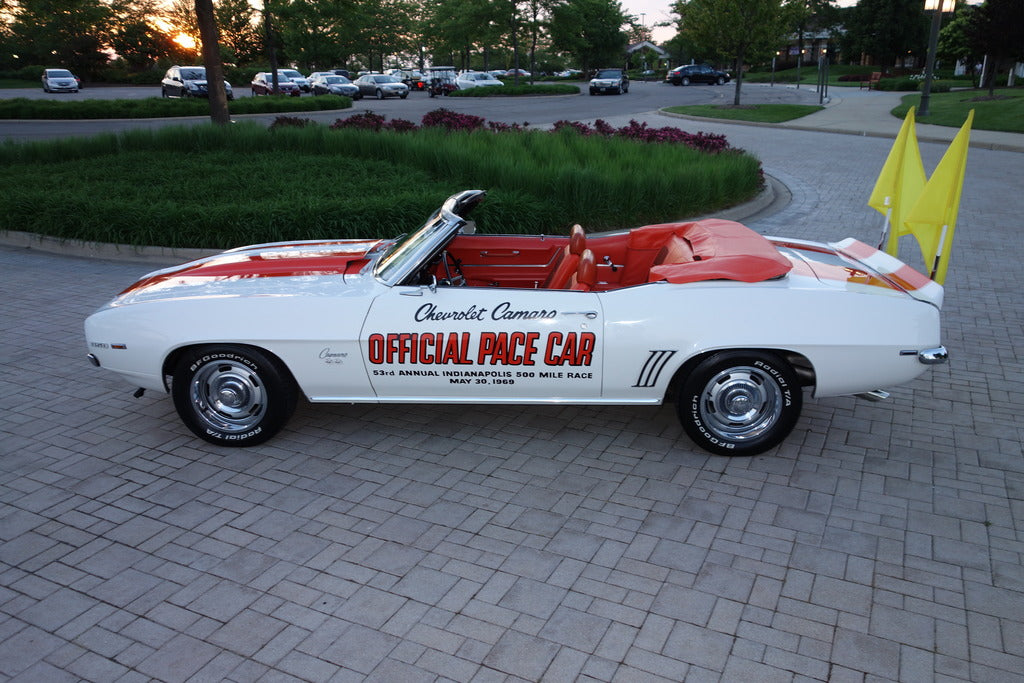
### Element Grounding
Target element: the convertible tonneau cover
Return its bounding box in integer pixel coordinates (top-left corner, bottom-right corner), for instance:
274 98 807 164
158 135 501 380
629 219 793 284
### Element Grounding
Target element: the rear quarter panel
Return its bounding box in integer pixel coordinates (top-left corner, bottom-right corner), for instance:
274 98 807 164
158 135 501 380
598 278 941 400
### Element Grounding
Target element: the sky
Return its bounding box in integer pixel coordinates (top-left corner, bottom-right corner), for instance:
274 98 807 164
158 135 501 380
621 0 678 44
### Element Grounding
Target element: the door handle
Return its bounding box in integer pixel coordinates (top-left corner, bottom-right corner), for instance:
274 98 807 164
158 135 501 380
480 250 520 257
561 310 598 319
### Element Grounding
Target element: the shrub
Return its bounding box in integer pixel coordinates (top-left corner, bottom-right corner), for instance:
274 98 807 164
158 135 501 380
875 78 920 92
553 118 733 154
421 108 486 131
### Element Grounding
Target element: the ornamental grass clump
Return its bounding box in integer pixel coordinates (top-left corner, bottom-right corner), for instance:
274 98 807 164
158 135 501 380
0 113 763 249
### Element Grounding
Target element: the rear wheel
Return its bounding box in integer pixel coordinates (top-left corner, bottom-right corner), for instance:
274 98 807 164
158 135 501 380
682 77 691 86
678 351 802 456
376 88 385 100
172 345 298 447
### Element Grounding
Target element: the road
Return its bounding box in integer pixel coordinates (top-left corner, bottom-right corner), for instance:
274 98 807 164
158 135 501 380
0 79 826 141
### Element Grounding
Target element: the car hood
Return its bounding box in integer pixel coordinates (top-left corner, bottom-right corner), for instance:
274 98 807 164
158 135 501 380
113 239 385 304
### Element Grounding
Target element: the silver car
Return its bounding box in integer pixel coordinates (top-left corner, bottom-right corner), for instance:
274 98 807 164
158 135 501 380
353 74 409 100
41 68 80 93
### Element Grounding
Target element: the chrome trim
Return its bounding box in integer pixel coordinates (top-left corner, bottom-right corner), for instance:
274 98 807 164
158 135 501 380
87 353 100 367
856 390 890 402
918 346 948 365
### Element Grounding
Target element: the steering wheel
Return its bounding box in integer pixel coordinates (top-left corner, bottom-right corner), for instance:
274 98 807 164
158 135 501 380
439 251 466 286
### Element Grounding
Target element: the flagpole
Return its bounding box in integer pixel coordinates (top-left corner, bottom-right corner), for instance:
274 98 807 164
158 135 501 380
930 224 949 280
878 205 893 250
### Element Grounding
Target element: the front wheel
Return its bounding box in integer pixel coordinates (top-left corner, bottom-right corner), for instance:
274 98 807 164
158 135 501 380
171 345 298 447
376 88 385 100
678 351 802 456
717 76 726 85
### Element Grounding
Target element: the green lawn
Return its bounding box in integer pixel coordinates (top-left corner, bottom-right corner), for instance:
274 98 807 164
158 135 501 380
894 88 1024 133
663 103 824 123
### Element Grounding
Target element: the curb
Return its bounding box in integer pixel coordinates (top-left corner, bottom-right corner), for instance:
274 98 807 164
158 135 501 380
658 108 1024 153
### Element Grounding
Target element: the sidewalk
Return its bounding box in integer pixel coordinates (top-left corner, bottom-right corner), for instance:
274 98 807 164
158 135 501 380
776 86 1024 152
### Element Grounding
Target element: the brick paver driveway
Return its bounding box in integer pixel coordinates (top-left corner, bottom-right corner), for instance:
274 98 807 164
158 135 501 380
2 116 1022 681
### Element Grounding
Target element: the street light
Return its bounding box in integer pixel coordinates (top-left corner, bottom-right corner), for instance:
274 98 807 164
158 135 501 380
920 0 955 117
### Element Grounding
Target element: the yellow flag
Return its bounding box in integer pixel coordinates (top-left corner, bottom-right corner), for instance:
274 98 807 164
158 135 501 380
868 107 927 255
903 110 974 284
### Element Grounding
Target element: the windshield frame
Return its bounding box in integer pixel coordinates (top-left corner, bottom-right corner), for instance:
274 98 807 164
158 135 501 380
373 190 486 287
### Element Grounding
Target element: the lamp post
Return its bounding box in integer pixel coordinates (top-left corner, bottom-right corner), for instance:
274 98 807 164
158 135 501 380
920 0 954 117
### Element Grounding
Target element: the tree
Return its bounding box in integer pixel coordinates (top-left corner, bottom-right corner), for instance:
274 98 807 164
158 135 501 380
840 0 928 69
673 0 793 105
7 0 112 76
215 0 263 66
549 0 628 74
966 0 1024 95
194 0 230 125
937 3 982 83
107 0 181 72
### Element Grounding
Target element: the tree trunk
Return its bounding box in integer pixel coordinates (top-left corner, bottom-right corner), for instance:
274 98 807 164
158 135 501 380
733 48 745 106
194 0 230 125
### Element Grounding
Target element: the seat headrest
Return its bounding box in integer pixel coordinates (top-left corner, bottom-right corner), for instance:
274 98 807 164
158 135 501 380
569 224 586 255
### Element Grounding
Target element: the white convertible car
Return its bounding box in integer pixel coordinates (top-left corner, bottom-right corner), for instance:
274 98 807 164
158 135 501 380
85 190 947 455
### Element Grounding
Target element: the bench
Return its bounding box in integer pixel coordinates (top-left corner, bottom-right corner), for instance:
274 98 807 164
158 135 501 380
860 72 882 90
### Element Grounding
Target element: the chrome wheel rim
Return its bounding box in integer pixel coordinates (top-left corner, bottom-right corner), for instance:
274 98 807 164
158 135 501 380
190 359 267 434
698 365 782 442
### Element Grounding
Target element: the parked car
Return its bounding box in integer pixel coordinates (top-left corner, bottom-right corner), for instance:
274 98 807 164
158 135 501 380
505 68 531 78
589 68 629 95
85 190 947 456
388 69 426 90
455 71 504 91
279 68 311 92
555 69 582 78
353 74 409 99
310 74 361 99
488 69 508 78
666 64 730 86
41 68 80 93
250 72 301 97
161 66 233 100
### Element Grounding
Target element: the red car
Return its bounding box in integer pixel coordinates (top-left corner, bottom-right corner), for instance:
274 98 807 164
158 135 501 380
251 72 301 97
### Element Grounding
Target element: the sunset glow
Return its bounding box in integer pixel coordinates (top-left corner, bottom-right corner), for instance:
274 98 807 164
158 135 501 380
174 33 197 50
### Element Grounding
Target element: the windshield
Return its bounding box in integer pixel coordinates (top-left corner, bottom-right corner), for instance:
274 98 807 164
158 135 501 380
595 70 621 79
376 75 399 83
182 69 205 80
374 211 455 285
282 70 302 78
48 70 73 78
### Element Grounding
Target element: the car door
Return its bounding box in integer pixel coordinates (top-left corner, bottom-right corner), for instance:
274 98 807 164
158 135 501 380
168 68 183 97
361 285 604 401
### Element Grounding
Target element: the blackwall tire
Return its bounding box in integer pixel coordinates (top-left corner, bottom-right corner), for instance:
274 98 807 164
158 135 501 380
678 350 802 456
172 345 298 447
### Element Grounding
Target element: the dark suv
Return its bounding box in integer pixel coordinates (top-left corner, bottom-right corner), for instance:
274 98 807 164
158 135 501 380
666 64 730 86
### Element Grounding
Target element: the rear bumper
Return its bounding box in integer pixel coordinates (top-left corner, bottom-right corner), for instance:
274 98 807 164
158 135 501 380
914 346 948 365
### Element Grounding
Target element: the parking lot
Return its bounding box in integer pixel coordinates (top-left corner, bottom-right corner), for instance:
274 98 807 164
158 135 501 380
1 93 1023 681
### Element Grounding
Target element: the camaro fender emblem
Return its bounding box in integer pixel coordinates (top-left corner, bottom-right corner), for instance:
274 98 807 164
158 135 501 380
634 350 677 388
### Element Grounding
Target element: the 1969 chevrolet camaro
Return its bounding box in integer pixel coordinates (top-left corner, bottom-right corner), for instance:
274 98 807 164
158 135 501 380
85 190 947 455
